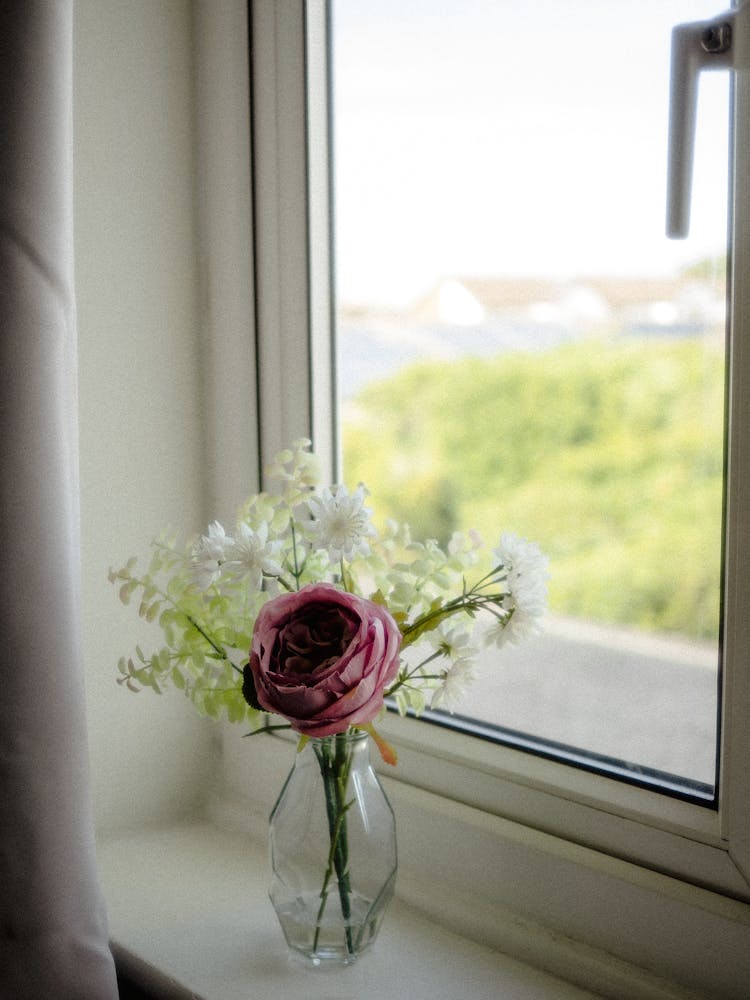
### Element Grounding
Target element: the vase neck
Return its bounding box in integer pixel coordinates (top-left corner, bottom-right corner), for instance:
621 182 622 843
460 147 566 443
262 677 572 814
307 729 369 747
305 730 371 768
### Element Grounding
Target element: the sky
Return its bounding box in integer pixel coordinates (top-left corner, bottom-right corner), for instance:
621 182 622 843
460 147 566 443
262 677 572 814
332 1 731 308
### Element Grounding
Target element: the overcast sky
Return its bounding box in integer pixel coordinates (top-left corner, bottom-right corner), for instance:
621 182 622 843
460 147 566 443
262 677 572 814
332 1 730 307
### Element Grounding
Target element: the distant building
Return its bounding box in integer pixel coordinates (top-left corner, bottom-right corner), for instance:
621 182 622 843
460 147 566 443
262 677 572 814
410 275 726 337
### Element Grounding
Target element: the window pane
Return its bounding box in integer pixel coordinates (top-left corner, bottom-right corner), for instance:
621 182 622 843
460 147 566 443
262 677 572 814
332 0 727 797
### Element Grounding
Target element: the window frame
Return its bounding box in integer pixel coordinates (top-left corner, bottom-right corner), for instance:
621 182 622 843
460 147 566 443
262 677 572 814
246 0 750 907
250 0 336 473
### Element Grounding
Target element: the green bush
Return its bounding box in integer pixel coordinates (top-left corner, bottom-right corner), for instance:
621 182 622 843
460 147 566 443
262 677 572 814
342 338 724 640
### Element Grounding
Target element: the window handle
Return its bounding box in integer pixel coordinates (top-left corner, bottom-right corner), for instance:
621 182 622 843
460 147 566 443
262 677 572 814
666 9 735 239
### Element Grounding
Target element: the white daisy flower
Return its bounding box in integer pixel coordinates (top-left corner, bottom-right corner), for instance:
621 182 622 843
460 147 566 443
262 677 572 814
306 483 376 563
486 532 549 648
499 600 545 646
427 624 478 712
495 531 548 582
428 623 477 662
190 521 230 589
226 521 284 589
430 656 477 712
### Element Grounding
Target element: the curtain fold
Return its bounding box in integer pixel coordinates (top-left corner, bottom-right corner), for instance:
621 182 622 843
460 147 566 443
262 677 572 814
0 2 118 997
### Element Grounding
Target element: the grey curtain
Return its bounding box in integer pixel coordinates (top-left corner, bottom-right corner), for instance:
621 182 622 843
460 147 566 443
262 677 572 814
0 2 118 997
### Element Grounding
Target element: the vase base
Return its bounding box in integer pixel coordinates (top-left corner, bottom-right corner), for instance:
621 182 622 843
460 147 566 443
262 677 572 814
288 945 361 968
274 888 391 967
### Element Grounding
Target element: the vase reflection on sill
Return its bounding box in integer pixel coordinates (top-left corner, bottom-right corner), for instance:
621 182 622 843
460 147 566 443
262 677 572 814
268 729 397 966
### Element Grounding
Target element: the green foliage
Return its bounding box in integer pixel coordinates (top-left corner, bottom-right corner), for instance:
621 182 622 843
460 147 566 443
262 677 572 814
110 440 546 724
109 538 263 727
343 338 724 640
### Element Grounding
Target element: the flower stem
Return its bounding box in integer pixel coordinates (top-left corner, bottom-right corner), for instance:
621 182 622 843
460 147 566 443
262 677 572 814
386 649 444 696
399 589 508 646
290 523 302 589
312 735 354 955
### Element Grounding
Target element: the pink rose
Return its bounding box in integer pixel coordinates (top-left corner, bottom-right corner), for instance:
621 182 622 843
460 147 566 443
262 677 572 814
246 583 401 737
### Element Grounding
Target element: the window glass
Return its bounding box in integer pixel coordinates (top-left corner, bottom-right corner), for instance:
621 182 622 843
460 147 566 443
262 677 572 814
332 0 728 799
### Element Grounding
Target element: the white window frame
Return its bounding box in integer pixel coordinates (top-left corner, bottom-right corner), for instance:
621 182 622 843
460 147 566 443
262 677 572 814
251 0 336 473
230 0 750 990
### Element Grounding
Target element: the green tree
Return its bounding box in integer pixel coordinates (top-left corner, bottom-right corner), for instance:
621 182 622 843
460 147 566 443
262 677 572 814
343 339 724 640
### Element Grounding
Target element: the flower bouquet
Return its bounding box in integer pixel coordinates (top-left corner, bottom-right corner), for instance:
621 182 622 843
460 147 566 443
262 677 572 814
110 439 548 963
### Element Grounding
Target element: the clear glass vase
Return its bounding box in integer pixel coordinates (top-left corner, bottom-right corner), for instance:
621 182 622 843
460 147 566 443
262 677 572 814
268 729 397 966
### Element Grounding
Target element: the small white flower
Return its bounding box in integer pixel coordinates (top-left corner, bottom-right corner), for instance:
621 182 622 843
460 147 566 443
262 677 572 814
486 532 549 648
427 624 478 712
190 521 230 589
387 576 418 612
226 521 284 589
306 483 376 563
265 438 320 501
428 623 477 662
430 657 477 712
496 532 549 609
500 600 545 646
447 529 483 569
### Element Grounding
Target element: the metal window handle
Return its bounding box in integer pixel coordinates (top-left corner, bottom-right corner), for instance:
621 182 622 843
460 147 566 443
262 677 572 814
666 10 735 239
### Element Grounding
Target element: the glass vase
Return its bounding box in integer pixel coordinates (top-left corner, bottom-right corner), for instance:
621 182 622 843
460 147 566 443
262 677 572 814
268 729 397 966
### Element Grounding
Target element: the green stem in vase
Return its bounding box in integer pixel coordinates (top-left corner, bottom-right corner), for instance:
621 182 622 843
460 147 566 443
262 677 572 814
333 733 354 930
312 734 355 955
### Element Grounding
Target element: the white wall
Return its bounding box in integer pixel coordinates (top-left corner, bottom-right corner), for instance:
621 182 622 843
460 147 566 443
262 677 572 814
74 0 215 836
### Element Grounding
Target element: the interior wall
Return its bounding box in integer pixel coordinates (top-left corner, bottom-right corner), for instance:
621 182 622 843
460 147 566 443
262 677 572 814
74 0 215 837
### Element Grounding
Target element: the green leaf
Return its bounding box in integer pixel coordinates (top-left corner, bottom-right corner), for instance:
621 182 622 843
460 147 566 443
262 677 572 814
145 600 161 623
410 689 427 716
394 690 408 716
145 675 162 694
401 604 455 647
226 696 246 724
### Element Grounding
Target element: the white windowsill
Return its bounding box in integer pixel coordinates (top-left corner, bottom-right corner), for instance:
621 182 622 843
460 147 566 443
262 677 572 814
97 749 750 1000
98 821 602 1000
95 721 749 1000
